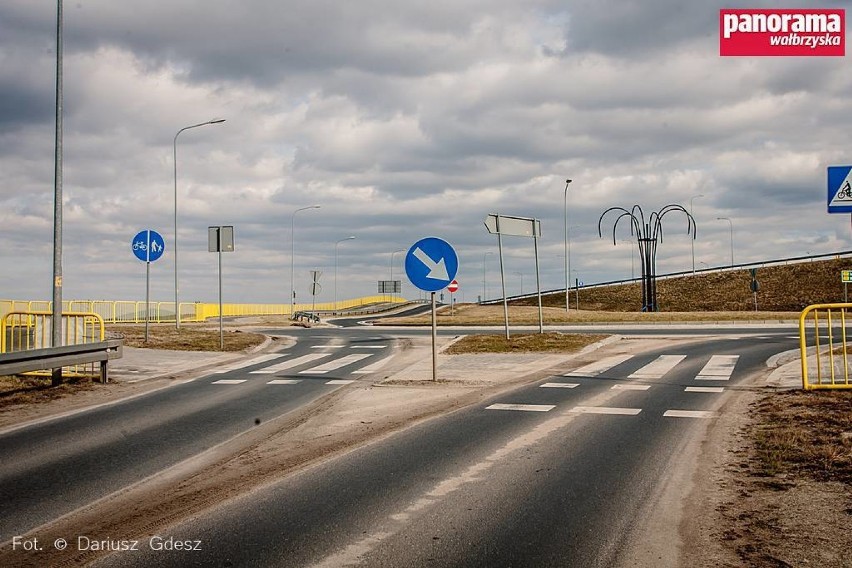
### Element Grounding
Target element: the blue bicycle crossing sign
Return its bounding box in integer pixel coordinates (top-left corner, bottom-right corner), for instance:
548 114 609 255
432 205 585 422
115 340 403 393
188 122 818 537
827 166 852 213
132 230 166 263
405 237 459 292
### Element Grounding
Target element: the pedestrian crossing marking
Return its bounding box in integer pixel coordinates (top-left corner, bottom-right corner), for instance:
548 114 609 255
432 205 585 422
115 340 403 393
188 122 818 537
212 354 281 373
267 379 301 385
564 354 633 377
663 410 719 418
486 403 555 412
540 382 580 389
685 386 725 393
250 353 329 374
211 379 247 385
570 406 642 415
353 357 391 375
611 384 651 391
326 379 356 385
352 345 386 349
628 355 686 379
695 355 739 381
299 354 372 374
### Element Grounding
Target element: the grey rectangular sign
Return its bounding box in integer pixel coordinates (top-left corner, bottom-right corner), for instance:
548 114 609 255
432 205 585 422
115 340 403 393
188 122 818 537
484 214 541 238
378 280 401 293
208 226 235 252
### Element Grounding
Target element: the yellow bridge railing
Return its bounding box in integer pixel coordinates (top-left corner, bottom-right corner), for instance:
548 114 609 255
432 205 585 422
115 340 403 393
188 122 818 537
799 303 852 390
0 296 406 325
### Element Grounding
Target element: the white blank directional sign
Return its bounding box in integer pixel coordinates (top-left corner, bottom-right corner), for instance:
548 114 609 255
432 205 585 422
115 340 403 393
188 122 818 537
405 237 459 292
484 214 541 238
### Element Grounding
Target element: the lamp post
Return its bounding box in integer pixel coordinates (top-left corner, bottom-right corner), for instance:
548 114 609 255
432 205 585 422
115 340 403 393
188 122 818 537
334 236 355 310
689 194 703 273
482 251 493 303
564 178 573 312
514 271 524 296
390 249 405 301
717 217 734 267
290 205 320 314
173 118 225 329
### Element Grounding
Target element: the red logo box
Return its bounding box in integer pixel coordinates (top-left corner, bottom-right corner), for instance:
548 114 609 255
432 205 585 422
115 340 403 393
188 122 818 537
720 9 845 56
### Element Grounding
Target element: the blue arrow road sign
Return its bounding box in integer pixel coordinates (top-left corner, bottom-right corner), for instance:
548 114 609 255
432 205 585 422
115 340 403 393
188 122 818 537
405 237 459 292
132 230 166 263
827 166 852 213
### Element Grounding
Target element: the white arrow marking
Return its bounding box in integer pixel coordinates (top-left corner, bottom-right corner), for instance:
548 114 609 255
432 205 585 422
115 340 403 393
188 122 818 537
413 247 449 281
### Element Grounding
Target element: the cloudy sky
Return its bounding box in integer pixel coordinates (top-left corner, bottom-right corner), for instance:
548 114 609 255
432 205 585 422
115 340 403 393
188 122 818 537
1 0 851 306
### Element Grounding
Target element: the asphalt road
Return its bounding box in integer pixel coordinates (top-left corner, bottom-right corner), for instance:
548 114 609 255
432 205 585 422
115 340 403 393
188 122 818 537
0 333 396 542
92 332 796 567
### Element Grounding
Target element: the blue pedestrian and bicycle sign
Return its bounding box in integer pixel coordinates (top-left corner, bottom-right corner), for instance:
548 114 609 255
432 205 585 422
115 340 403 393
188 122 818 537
405 237 459 292
131 229 166 263
827 166 852 213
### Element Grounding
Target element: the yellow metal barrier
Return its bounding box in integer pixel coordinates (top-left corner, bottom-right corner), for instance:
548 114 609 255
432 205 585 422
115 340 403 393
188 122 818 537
1 311 106 377
799 303 852 390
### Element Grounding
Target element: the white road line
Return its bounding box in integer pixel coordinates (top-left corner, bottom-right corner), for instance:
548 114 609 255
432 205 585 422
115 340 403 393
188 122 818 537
486 403 555 412
663 410 719 418
326 379 356 385
570 406 642 415
299 354 372 374
540 382 580 389
212 354 281 373
628 355 686 379
249 353 329 374
351 345 386 349
211 379 247 385
563 354 633 377
695 355 739 381
267 379 301 385
685 386 725 393
311 345 340 349
610 384 651 391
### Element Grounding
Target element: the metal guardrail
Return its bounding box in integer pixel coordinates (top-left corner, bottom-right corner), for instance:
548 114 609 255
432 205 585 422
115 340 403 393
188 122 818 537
0 340 122 383
799 303 852 390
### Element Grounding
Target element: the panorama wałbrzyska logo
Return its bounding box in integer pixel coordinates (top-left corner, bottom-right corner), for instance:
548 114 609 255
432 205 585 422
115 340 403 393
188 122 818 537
720 9 845 56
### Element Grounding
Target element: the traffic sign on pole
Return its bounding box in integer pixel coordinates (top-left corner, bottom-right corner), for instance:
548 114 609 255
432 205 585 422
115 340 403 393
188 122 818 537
405 237 459 292
132 230 165 263
827 166 852 213
447 280 459 293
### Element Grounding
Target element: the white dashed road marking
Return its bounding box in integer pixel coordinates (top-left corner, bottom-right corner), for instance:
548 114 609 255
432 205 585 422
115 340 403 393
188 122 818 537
486 404 555 412
629 355 686 379
211 379 247 385
540 382 580 389
250 353 329 374
267 379 301 385
663 410 719 418
685 386 725 393
611 384 651 391
300 354 372 374
212 354 281 373
695 355 739 381
570 406 642 415
352 345 386 349
326 379 356 385
564 354 633 377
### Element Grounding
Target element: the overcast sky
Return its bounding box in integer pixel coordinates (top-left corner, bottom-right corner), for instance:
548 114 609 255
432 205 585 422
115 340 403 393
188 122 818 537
2 0 851 306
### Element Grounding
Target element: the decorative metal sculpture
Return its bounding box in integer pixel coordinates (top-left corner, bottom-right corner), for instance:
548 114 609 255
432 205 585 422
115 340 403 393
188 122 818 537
598 205 696 312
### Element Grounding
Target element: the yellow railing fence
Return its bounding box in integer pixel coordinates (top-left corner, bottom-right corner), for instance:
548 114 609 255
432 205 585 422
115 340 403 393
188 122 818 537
799 303 852 390
1 296 406 325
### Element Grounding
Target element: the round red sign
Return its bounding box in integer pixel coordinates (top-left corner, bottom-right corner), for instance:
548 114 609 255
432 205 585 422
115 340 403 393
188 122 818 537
447 280 459 293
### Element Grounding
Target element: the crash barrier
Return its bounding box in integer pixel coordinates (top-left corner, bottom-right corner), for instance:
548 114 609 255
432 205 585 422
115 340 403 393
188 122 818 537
0 296 406 324
1 311 108 379
799 303 852 390
0 340 122 383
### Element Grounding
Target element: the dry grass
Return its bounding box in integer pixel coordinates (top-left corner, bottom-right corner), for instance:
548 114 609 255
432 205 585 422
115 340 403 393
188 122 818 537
107 324 267 352
0 374 99 410
750 390 852 485
444 332 609 354
379 304 798 326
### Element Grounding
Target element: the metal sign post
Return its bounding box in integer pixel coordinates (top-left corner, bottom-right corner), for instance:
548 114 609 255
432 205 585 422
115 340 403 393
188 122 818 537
209 226 235 350
132 229 166 343
404 237 459 382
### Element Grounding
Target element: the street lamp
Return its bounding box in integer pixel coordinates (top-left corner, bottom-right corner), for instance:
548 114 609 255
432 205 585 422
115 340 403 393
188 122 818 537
717 217 734 267
290 205 321 313
482 251 493 303
690 194 703 273
173 118 225 329
564 178 573 312
514 271 524 295
390 249 405 301
619 239 634 280
334 236 356 310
